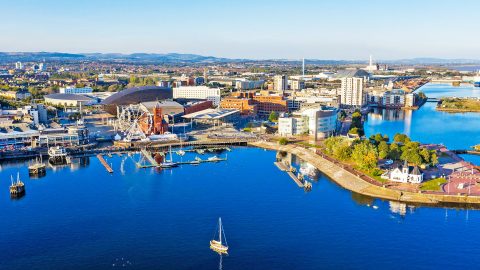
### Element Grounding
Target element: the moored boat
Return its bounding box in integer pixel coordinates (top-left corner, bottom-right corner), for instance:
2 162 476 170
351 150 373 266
10 173 25 198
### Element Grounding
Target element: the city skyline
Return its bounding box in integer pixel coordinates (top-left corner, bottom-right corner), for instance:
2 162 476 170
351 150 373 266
3 0 480 60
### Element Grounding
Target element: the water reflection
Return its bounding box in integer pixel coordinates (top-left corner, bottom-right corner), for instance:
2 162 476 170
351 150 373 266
275 151 320 182
389 201 415 217
351 193 375 206
368 108 406 122
0 156 91 175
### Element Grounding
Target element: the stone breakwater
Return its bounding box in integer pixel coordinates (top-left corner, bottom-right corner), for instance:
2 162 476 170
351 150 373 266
250 141 480 205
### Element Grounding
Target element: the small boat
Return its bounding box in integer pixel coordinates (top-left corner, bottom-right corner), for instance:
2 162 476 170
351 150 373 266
195 156 202 162
48 146 68 165
160 162 178 168
28 155 46 175
48 146 67 158
161 146 178 168
304 181 312 192
107 153 113 158
190 160 200 166
210 217 228 254
10 173 25 198
208 156 221 162
196 149 205 155
176 150 186 156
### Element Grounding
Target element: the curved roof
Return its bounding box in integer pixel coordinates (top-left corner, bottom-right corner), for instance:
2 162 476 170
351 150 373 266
101 86 173 115
45 93 94 101
101 86 172 106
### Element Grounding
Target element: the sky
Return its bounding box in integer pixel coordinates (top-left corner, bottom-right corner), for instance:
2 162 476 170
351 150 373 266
2 0 480 60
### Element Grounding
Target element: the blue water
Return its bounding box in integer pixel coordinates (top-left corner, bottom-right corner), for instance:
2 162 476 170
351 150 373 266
1 148 480 270
365 83 480 164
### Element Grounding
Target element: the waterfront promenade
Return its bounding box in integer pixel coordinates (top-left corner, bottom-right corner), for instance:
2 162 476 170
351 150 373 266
250 141 480 205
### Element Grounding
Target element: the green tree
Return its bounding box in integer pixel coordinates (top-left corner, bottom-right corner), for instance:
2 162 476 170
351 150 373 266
388 142 401 160
378 141 390 159
351 111 362 129
393 133 410 144
268 111 279 122
278 137 288 145
349 127 359 135
351 140 378 170
420 148 431 164
430 152 439 166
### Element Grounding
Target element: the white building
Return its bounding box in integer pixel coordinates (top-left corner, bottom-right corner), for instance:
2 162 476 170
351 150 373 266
290 80 305 91
60 86 93 95
278 116 307 136
273 75 288 92
364 55 379 72
287 96 340 111
340 77 365 107
15 62 23 70
235 79 265 90
381 160 423 184
173 86 221 106
367 89 405 108
278 106 338 140
44 93 96 107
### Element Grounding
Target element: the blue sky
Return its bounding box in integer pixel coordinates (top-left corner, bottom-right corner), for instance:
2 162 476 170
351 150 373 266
2 0 479 60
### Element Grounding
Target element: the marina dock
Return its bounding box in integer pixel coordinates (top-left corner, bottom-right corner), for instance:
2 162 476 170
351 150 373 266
275 161 304 188
287 171 304 188
97 154 113 173
274 162 288 171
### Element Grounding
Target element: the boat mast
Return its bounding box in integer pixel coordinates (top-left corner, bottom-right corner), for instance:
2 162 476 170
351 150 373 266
219 217 222 244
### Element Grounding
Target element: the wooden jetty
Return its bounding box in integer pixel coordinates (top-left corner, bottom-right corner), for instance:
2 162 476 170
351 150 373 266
287 170 304 188
97 154 113 173
274 161 288 171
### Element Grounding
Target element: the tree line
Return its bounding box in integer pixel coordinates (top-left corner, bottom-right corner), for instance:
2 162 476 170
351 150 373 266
323 133 438 173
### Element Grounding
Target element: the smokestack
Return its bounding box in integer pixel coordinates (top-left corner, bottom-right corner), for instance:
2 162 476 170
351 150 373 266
302 58 305 77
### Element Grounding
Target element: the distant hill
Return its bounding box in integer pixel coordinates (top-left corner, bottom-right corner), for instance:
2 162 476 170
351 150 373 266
1 52 480 65
0 52 240 63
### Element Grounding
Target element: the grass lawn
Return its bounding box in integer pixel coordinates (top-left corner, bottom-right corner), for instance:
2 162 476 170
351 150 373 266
438 98 480 112
354 166 388 184
420 177 447 191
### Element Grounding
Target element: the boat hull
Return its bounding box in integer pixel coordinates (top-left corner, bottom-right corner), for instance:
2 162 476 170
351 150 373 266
210 240 228 254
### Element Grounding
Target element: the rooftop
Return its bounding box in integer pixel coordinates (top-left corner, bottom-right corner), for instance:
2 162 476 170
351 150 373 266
45 93 94 101
182 108 239 120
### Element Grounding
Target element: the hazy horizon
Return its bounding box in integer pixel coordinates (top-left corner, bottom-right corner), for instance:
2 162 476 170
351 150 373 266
3 0 480 60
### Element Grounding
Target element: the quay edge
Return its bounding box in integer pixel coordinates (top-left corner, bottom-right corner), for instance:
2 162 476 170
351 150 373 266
249 141 480 205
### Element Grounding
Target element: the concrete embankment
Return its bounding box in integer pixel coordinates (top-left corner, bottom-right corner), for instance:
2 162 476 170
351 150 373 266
250 141 480 205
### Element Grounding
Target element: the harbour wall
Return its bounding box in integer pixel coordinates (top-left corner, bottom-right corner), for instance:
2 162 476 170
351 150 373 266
250 141 480 205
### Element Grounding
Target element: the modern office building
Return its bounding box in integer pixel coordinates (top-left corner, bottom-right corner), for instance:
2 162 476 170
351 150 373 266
278 106 339 140
273 75 288 92
290 80 305 91
235 80 265 90
367 89 405 108
60 86 93 95
340 77 365 107
173 86 221 106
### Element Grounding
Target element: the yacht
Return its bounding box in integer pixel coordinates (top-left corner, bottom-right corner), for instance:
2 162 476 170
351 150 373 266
210 217 229 254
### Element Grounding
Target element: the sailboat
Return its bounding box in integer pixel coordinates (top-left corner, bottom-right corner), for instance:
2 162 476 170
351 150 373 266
161 146 178 168
210 217 229 254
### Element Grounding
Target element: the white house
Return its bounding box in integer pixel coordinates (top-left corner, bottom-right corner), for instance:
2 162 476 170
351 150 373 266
381 160 423 184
